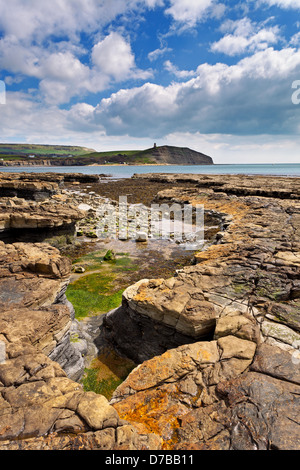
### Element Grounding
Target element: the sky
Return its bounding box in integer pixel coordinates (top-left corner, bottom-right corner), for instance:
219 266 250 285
0 0 300 164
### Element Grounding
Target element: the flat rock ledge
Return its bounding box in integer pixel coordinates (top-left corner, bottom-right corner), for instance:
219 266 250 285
111 341 300 450
0 241 158 450
103 173 300 449
0 173 300 450
0 172 100 245
0 342 159 450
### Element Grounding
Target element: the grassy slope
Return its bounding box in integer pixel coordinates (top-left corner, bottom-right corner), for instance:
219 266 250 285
73 148 156 164
0 144 213 165
66 146 213 165
0 144 150 163
0 143 95 157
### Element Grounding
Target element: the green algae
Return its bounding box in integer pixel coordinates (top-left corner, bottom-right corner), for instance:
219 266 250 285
66 250 138 319
82 368 123 400
81 350 136 400
66 273 124 319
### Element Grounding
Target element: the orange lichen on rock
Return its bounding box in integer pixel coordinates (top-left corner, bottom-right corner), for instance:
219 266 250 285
113 386 185 450
188 195 250 220
194 243 233 263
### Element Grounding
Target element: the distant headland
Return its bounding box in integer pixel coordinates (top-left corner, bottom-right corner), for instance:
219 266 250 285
0 143 214 167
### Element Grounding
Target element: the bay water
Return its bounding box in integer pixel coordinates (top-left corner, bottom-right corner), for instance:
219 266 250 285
0 163 300 178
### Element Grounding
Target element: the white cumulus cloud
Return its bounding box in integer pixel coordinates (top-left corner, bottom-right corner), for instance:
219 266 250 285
148 47 173 62
165 0 223 28
89 47 300 138
260 0 300 8
0 0 165 42
164 60 196 78
211 18 281 56
92 32 152 82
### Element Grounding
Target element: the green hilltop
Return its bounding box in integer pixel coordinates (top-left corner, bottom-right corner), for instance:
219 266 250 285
0 143 95 157
0 143 213 166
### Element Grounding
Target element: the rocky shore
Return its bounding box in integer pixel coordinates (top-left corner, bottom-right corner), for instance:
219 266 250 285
0 172 106 245
106 173 300 450
0 171 299 450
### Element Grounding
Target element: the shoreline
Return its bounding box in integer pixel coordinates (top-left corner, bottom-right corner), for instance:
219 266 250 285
0 169 299 179
1 162 300 166
0 163 300 180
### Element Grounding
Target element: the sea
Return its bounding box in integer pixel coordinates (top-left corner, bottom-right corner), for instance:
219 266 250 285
0 163 300 178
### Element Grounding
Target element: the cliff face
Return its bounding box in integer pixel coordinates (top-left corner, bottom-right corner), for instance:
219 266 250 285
144 145 213 165
0 172 103 245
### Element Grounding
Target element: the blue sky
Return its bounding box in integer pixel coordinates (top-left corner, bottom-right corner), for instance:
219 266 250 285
1 0 300 163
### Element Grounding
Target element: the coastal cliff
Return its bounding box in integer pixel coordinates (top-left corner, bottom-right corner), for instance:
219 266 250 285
0 172 299 450
0 145 213 166
139 145 213 165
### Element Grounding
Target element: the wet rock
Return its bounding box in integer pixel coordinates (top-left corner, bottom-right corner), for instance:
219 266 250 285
74 266 86 273
103 249 116 261
136 232 148 242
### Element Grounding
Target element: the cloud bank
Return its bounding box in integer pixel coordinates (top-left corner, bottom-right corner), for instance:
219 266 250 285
0 0 299 163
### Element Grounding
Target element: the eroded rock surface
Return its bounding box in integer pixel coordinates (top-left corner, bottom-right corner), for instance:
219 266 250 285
0 173 102 244
0 240 159 450
102 173 300 449
0 242 85 379
0 342 159 450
